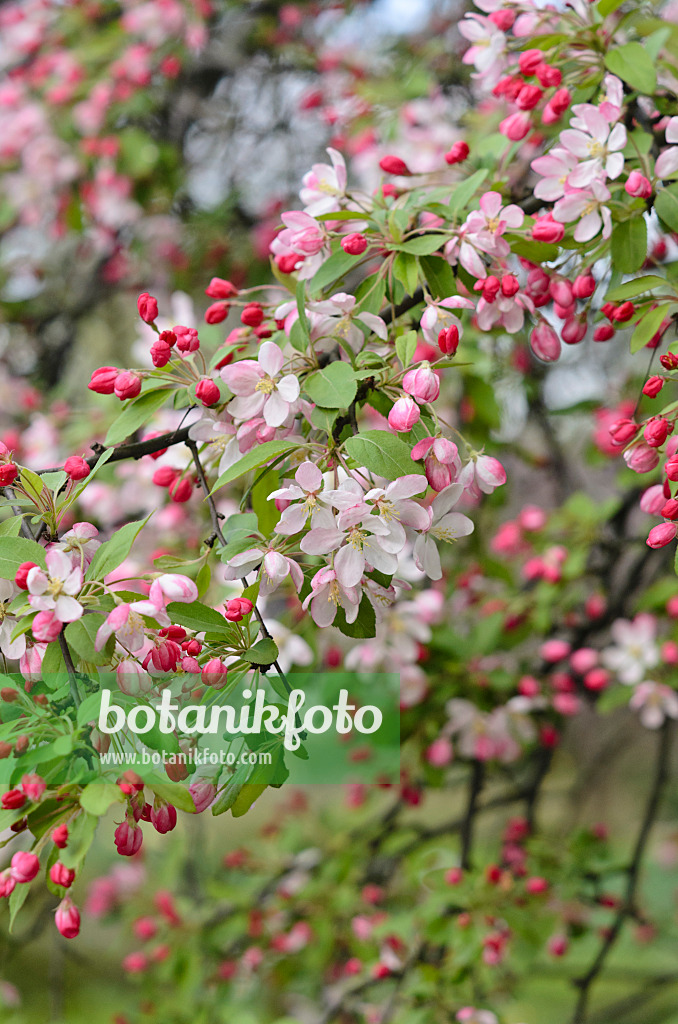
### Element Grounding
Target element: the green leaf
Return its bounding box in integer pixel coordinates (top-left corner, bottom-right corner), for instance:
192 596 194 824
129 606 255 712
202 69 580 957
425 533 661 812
419 255 456 301
630 304 672 354
394 234 446 256
344 430 425 481
655 184 678 234
309 248 361 295
606 276 670 301
59 812 99 870
446 170 489 217
0 536 47 580
140 722 181 756
0 517 23 537
396 330 418 368
166 600 231 635
304 362 358 409
335 594 376 639
8 880 30 933
85 516 150 581
79 782 125 816
65 615 114 666
242 638 279 666
77 691 105 727
147 781 196 813
598 0 626 14
392 251 419 295
105 388 173 446
605 43 657 94
610 218 647 274
210 440 297 493
295 279 311 343
211 762 251 816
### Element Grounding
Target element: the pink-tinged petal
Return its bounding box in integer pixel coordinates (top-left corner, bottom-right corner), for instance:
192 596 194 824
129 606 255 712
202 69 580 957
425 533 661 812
63 568 84 594
328 147 347 190
310 590 337 627
263 550 289 586
295 461 322 492
608 123 627 152
358 312 388 340
605 152 624 180
655 148 678 178
411 436 435 460
574 210 602 242
566 162 599 188
479 191 503 219
534 178 567 202
432 483 464 518
433 511 475 540
386 475 428 500
3 633 25 660
398 501 431 531
666 118 678 144
502 204 524 228
334 544 365 588
414 534 442 580
258 341 284 377
363 540 398 575
45 549 73 580
300 528 344 555
560 129 592 158
27 567 49 595
95 620 114 651
341 591 361 623
277 374 300 402
458 241 487 279
553 194 591 223
275 504 310 536
221 360 262 395
263 391 290 428
268 483 304 502
288 558 304 592
53 595 83 623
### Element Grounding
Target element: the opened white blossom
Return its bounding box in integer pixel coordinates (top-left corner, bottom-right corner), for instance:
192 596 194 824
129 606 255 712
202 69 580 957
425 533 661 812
27 550 83 623
221 341 300 428
413 484 474 580
601 615 660 685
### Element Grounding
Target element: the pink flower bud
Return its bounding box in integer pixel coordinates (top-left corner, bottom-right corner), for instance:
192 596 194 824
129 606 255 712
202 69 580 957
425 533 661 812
114 820 143 856
50 862 75 888
643 376 665 398
205 277 237 299
532 214 565 243
341 232 368 255
55 897 80 938
548 934 569 957
388 396 420 432
137 292 158 323
0 869 16 898
561 316 587 345
379 154 411 176
52 824 69 849
240 303 264 327
647 522 678 548
114 372 142 401
662 498 678 520
549 280 573 308
644 417 673 447
425 737 453 766
150 339 172 367
21 773 46 801
123 951 149 973
444 141 469 165
540 639 571 663
150 801 177 835
536 63 561 87
624 443 660 473
64 456 90 481
205 301 230 324
572 273 595 299
169 477 193 503
201 657 229 689
189 781 217 813
32 610 62 643
519 49 543 75
10 851 40 883
438 325 459 355
174 325 200 352
517 84 543 110
625 171 652 199
15 561 37 590
529 323 560 362
666 455 678 480
526 876 549 894
593 324 615 342
0 463 18 485
88 366 119 394
196 378 221 407
402 363 440 404
499 111 531 141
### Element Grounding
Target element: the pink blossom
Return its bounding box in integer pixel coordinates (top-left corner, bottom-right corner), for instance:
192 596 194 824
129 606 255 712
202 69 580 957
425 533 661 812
413 484 474 580
388 396 420 431
221 342 300 428
458 455 506 496
630 681 678 729
531 148 578 202
560 105 626 186
301 567 361 627
27 549 83 623
420 298 473 346
270 461 330 536
553 182 612 242
299 148 347 216
411 436 461 491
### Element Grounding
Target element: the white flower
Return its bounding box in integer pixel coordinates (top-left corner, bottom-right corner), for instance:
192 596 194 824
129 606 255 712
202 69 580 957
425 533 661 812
221 342 300 428
413 484 474 580
601 615 660 685
629 681 678 729
27 549 83 623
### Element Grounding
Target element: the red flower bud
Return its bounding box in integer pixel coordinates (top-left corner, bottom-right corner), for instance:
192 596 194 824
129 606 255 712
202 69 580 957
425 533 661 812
64 456 90 481
150 801 177 835
643 375 665 398
114 372 142 401
444 141 469 165
572 273 595 299
52 824 69 848
195 379 221 407
661 498 678 520
137 292 158 324
50 862 75 888
341 233 368 255
611 301 635 323
205 301 230 324
518 49 543 76
205 277 237 299
15 561 37 590
88 366 118 394
593 324 615 342
0 463 19 485
114 820 143 857
152 466 178 487
168 477 193 503
150 339 172 367
536 63 561 87
55 897 80 938
240 303 264 327
379 154 411 176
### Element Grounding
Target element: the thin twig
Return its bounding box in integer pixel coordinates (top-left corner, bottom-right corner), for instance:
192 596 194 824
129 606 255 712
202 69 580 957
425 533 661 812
460 759 485 870
570 720 673 1024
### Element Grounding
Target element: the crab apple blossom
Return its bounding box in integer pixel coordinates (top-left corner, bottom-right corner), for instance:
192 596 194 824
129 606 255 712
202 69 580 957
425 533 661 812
413 484 474 580
388 395 421 431
221 341 299 427
270 461 328 535
10 852 40 883
411 436 461 491
27 550 83 623
302 567 361 628
299 147 347 215
55 898 80 939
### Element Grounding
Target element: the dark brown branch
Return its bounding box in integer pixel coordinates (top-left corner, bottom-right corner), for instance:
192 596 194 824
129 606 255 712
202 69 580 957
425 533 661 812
38 425 193 475
570 720 673 1024
460 759 485 870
